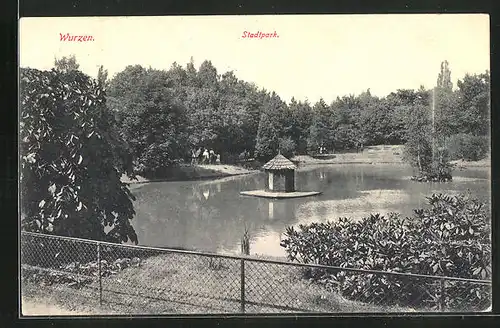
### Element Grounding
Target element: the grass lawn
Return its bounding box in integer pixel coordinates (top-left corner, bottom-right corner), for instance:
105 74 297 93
293 145 490 168
21 252 416 315
292 145 405 165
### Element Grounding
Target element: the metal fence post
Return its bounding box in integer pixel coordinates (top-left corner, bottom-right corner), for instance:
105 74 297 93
240 258 245 313
97 242 102 306
439 278 446 311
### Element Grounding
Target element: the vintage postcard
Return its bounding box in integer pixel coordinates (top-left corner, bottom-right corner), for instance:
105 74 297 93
19 14 491 316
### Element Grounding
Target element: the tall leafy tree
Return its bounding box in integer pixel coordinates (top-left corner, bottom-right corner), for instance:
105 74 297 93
167 62 188 87
307 98 332 152
216 72 259 156
97 65 109 90
456 71 490 136
255 92 289 160
197 60 219 88
239 83 265 155
165 62 190 111
384 89 425 145
107 65 149 114
403 104 433 173
54 55 80 73
437 60 453 92
357 88 375 109
433 61 457 146
185 57 198 88
20 67 137 243
108 67 189 177
289 98 313 154
183 60 227 153
184 86 221 149
358 97 392 146
327 94 360 148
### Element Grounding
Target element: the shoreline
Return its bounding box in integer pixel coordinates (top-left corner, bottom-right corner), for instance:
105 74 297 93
121 147 490 186
121 160 489 187
123 171 256 185
449 159 491 169
121 164 259 186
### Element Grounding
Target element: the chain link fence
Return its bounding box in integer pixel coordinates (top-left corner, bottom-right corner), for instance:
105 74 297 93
20 231 491 314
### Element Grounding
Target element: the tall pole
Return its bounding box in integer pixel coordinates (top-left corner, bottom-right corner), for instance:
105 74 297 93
97 242 102 306
240 258 245 313
439 278 446 311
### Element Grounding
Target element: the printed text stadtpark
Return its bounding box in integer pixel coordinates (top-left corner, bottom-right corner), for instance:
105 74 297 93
241 31 279 39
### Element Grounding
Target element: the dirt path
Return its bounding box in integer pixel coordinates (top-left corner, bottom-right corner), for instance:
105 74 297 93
196 164 255 175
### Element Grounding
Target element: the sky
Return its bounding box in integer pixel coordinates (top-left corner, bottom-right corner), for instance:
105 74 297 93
19 14 490 104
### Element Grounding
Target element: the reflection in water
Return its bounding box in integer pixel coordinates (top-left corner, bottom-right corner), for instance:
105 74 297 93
131 164 490 257
298 189 411 226
268 200 296 221
268 202 274 220
202 189 210 200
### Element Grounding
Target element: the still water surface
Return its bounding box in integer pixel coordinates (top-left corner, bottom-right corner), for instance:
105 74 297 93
130 164 490 257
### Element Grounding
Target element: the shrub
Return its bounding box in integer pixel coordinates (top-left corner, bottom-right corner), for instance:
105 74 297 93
207 258 227 271
447 133 489 161
407 146 455 182
411 160 455 182
280 193 491 310
19 68 137 243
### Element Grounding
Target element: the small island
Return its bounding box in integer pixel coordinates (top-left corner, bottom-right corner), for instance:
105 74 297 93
240 153 321 199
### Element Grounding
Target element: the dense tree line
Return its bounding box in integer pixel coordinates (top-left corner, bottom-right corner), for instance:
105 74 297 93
106 58 489 176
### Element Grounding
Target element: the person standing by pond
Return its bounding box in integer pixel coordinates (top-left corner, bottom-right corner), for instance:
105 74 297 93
191 149 197 165
203 148 209 164
195 147 202 164
216 153 221 165
209 149 215 164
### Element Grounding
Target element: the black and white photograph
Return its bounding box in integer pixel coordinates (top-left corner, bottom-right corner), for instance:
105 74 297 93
19 14 491 315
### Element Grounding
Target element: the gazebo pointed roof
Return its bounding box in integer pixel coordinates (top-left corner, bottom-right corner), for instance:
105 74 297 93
262 153 297 170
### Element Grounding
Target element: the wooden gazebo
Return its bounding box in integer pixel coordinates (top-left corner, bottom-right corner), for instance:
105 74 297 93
262 153 297 192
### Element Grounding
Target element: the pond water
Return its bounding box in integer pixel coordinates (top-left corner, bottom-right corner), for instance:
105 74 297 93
130 164 490 257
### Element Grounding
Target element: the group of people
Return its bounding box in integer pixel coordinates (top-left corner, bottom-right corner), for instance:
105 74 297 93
191 148 221 165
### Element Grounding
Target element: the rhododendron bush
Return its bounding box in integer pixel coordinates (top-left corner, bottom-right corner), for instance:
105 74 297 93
280 193 491 310
20 68 137 244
